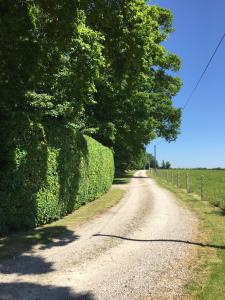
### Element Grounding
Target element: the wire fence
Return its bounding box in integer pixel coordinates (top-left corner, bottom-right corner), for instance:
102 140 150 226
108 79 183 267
149 168 225 212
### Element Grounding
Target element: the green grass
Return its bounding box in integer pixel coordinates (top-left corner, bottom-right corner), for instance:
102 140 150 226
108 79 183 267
113 170 135 184
0 189 125 261
53 189 125 227
148 171 225 299
154 169 225 211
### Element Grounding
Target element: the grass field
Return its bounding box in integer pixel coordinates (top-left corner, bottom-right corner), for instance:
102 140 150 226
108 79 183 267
153 169 225 211
148 171 225 299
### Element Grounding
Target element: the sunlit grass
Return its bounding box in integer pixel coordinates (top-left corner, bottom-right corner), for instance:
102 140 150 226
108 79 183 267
148 171 225 299
155 169 225 211
113 170 135 184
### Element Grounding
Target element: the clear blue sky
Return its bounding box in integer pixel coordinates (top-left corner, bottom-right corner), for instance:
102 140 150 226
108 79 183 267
146 0 225 168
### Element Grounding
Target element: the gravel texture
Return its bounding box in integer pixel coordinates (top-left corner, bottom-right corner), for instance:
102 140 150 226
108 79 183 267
0 170 198 299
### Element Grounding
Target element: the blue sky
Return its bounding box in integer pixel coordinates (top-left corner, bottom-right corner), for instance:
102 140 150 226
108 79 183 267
146 0 225 168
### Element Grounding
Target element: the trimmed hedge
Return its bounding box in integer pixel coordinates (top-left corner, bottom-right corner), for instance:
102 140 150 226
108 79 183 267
0 117 114 234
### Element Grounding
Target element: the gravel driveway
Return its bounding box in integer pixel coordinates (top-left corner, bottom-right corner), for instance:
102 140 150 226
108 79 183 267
0 170 198 299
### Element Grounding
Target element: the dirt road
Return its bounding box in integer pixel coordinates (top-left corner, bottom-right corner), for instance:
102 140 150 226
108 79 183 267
0 170 198 299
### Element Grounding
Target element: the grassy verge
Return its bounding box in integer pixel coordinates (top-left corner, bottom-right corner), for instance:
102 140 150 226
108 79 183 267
113 170 135 184
147 172 225 299
0 189 125 261
154 169 225 211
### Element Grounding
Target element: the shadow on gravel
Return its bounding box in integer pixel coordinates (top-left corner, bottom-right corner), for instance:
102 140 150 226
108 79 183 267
113 174 149 184
93 233 225 250
113 174 133 185
0 282 94 300
0 254 55 275
0 226 79 275
132 176 149 179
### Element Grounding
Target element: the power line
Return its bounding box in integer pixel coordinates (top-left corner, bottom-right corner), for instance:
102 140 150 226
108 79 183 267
182 32 225 110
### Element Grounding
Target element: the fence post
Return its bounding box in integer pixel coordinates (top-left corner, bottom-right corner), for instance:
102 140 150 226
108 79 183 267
201 175 205 200
186 174 190 193
177 173 180 188
171 172 173 185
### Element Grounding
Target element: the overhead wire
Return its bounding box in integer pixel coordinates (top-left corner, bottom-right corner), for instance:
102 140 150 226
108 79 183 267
182 32 225 110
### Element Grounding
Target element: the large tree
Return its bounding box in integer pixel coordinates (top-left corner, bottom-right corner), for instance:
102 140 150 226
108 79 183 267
82 0 182 170
0 0 182 172
0 1 104 124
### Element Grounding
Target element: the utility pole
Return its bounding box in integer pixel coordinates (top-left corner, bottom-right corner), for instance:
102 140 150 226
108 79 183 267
154 145 157 174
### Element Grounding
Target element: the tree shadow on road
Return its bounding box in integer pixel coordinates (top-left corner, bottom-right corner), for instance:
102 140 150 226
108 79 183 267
0 254 55 275
0 226 79 275
113 171 134 185
93 233 225 250
132 176 149 179
0 282 94 300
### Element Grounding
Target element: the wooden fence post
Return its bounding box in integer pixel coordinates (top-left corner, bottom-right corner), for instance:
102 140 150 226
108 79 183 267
186 174 190 193
177 173 180 188
201 175 205 200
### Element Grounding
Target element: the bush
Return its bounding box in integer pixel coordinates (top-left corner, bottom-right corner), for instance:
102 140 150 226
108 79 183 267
0 116 114 234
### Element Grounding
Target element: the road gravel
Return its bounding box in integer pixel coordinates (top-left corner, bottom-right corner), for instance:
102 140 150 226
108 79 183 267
0 170 198 299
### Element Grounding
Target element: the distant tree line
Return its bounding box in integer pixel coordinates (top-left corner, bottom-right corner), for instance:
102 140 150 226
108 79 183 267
174 167 225 170
144 154 171 170
161 160 171 169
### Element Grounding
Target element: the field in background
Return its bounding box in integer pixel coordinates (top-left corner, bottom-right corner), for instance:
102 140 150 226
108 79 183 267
151 169 225 212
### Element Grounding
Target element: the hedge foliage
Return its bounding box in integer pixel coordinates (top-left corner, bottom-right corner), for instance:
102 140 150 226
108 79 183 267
0 116 114 234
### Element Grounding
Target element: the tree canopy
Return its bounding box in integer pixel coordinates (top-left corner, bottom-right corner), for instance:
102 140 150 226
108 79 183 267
161 160 171 169
0 0 182 171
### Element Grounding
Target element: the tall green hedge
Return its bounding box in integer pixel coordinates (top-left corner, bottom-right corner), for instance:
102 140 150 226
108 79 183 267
0 116 114 234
